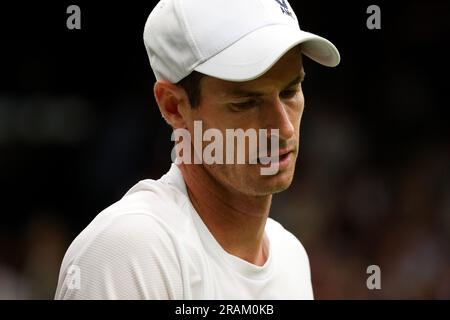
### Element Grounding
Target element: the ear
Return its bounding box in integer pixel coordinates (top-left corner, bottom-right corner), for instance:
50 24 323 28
154 80 190 129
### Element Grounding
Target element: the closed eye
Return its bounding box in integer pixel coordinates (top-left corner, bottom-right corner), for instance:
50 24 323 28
280 88 300 99
229 99 260 111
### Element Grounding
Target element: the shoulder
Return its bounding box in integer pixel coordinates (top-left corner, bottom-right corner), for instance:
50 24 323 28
266 218 314 299
96 176 192 236
266 218 310 265
55 179 191 299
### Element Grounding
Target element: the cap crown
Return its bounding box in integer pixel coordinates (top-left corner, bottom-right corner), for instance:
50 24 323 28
144 0 300 83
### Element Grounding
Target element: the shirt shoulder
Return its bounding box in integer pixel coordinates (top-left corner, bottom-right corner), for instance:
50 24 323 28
55 176 192 299
266 218 314 299
266 218 312 273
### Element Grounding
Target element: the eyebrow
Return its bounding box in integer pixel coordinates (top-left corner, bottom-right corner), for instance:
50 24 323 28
227 71 305 98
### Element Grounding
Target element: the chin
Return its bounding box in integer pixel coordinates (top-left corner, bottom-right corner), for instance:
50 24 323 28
208 162 296 196
250 168 296 196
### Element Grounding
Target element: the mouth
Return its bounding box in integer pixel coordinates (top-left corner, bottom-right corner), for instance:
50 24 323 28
257 148 293 166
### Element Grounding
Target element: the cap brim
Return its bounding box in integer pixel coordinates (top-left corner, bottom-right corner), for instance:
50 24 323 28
194 24 340 82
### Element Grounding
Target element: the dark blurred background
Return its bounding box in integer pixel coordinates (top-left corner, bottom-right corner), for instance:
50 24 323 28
0 1 449 299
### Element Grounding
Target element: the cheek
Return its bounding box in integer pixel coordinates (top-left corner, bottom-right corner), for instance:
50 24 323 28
297 90 305 113
289 95 305 126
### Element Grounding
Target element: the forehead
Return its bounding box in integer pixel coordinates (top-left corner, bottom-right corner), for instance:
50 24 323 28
202 47 304 95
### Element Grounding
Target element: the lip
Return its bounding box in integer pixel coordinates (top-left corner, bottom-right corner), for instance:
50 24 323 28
277 148 293 157
256 149 294 169
260 147 293 158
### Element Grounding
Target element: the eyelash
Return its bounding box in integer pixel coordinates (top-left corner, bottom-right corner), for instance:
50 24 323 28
280 89 299 99
230 87 301 111
230 100 259 111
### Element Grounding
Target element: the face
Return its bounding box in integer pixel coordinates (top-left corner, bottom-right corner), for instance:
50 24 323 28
184 47 305 196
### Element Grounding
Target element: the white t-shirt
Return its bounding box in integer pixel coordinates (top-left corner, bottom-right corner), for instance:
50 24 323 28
55 164 314 299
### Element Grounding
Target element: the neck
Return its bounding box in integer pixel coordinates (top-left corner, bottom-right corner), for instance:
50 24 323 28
179 163 271 266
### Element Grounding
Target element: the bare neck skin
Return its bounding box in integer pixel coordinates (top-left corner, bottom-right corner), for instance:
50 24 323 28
179 163 271 266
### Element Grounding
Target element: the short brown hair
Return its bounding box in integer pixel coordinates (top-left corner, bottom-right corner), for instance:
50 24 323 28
176 71 204 108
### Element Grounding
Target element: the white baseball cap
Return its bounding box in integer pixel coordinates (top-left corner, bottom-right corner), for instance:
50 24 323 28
143 0 340 83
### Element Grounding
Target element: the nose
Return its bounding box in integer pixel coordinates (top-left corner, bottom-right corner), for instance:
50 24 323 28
265 97 295 141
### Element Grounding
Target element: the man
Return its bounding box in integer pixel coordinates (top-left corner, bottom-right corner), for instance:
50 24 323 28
55 0 339 299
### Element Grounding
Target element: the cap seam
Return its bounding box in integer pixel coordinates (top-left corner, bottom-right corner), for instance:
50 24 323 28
176 0 204 75
192 22 298 72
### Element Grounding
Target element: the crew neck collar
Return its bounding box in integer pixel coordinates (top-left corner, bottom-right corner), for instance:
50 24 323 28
161 163 274 280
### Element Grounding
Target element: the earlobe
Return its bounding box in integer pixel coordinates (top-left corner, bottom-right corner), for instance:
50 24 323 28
154 81 188 129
